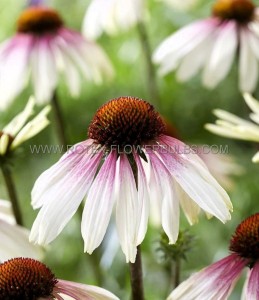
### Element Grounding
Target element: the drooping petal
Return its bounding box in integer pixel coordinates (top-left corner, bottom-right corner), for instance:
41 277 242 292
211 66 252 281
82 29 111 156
159 135 232 223
30 36 58 104
0 35 32 110
147 150 180 244
167 254 247 300
82 150 117 254
239 28 258 93
0 220 43 262
30 143 103 245
245 261 259 300
0 134 10 156
203 21 237 88
0 200 16 224
55 279 119 300
115 154 143 263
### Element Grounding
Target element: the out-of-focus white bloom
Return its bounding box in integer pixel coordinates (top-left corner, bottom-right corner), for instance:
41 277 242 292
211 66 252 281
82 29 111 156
0 96 50 156
82 0 145 39
0 199 43 261
153 0 259 92
161 0 200 11
0 6 114 109
206 93 259 163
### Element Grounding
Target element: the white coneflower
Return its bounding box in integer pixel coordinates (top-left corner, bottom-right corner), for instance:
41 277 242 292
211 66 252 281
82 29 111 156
30 96 232 263
153 0 259 92
0 5 114 109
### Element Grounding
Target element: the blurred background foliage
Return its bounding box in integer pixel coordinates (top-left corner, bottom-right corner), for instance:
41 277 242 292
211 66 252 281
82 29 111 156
0 0 259 299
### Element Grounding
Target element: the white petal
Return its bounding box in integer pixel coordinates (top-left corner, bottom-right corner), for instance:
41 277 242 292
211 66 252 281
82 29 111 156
252 151 259 163
30 144 103 245
0 134 10 155
0 200 16 224
158 136 232 223
82 151 117 254
148 151 179 244
239 28 258 93
0 220 43 262
3 96 34 135
243 93 259 115
56 279 119 300
0 35 31 110
31 37 58 104
203 21 237 88
133 153 150 244
115 154 143 263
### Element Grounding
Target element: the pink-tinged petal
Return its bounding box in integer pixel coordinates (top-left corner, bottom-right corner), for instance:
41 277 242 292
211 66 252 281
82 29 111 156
55 279 119 300
31 140 94 209
133 152 150 244
0 220 43 261
147 149 180 244
116 154 144 263
167 254 247 300
30 36 58 104
30 143 103 245
0 35 32 110
81 150 117 254
246 261 259 300
158 135 232 223
239 28 258 93
203 21 238 88
153 18 218 75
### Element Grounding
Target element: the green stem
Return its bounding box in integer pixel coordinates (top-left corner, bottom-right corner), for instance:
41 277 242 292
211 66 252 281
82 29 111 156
173 259 181 288
137 21 160 107
129 246 145 300
1 165 23 226
51 91 68 150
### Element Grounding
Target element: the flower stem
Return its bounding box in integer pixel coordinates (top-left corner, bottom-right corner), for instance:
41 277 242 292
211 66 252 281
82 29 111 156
51 90 68 149
137 21 160 107
129 246 145 300
173 259 181 288
1 165 23 226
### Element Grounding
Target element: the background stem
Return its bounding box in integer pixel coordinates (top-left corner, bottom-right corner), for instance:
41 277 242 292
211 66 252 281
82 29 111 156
1 165 23 226
129 246 145 300
137 21 160 107
51 90 68 149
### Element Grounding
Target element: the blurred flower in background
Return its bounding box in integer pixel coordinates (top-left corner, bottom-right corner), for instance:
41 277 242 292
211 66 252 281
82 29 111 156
167 213 259 300
0 96 50 157
30 96 232 263
0 200 43 261
0 257 119 299
206 93 259 163
0 5 114 109
153 0 259 92
82 0 145 39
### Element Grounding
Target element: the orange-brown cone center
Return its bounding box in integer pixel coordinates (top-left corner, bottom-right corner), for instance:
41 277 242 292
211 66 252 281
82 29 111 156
212 0 255 22
0 258 57 299
17 7 63 34
88 96 166 150
229 213 259 266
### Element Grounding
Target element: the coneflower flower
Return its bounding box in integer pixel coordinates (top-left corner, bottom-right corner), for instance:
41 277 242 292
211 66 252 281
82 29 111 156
0 257 119 299
153 0 259 92
167 213 259 300
206 93 259 163
0 5 113 109
0 200 43 262
30 96 232 263
82 0 145 39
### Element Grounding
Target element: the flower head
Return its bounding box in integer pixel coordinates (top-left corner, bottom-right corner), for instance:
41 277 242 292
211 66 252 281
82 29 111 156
153 0 259 92
167 213 259 300
82 0 145 39
206 93 259 163
0 5 114 109
0 97 50 157
0 199 43 262
30 96 232 263
0 257 119 299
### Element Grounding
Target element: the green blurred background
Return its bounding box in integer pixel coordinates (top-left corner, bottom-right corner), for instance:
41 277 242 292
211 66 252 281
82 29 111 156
0 0 259 299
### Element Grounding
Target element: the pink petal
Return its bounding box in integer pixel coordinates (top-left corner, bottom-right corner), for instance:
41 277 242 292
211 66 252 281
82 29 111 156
246 261 259 300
